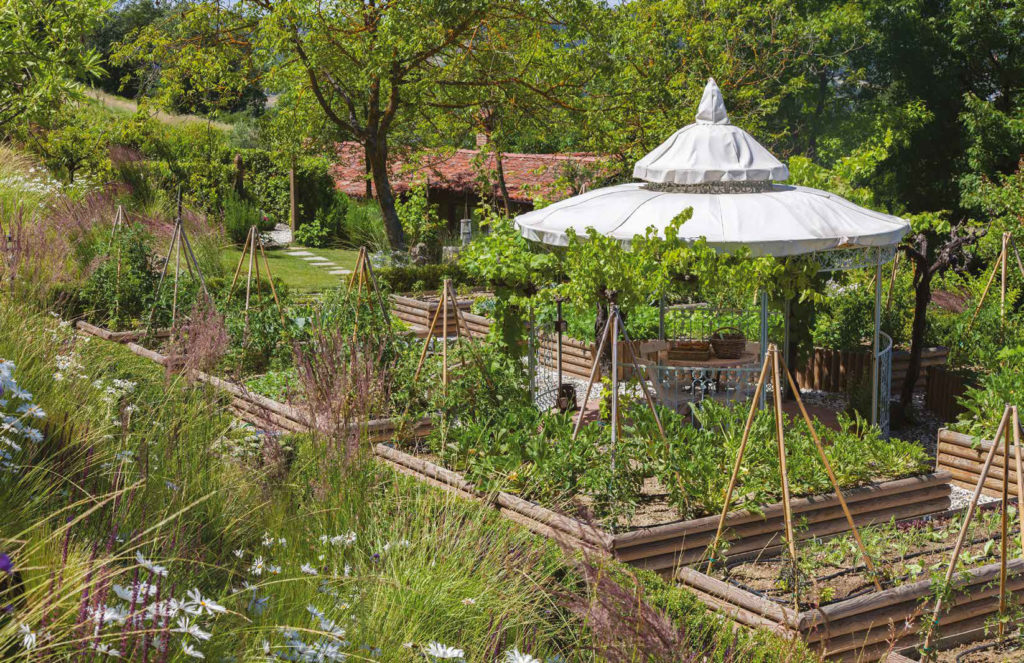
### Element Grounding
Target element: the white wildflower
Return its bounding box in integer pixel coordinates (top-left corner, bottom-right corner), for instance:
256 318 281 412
172 616 212 641
503 649 541 663
181 641 205 659
136 551 168 577
300 563 318 576
423 642 464 659
19 624 36 650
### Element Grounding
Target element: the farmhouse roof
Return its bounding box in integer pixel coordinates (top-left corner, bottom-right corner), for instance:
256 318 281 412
330 142 606 204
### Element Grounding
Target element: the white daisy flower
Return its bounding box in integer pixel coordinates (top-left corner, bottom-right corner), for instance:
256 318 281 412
423 642 464 659
181 641 205 659
136 551 168 577
503 649 541 663
19 624 36 650
300 563 318 576
172 616 212 641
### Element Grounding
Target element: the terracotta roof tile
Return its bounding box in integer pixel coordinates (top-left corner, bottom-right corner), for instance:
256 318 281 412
330 142 607 204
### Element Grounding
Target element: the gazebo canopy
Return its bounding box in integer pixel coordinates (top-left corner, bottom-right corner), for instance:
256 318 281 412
514 79 910 258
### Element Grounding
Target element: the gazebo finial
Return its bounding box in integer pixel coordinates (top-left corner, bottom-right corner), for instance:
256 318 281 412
695 78 729 125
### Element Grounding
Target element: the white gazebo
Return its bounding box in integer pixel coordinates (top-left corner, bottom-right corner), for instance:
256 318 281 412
514 78 910 432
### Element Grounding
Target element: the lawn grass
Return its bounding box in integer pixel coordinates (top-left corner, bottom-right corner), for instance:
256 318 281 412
219 245 361 292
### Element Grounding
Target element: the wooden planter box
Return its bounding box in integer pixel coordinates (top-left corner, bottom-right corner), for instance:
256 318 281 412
677 549 1024 661
390 294 476 338
935 428 1016 498
925 366 977 423
796 346 948 396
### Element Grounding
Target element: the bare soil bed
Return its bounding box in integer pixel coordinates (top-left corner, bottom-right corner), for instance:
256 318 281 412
719 503 1014 611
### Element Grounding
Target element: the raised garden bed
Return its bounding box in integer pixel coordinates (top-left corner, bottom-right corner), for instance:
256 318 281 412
74 320 432 441
677 503 1023 661
374 435 951 573
935 428 1016 498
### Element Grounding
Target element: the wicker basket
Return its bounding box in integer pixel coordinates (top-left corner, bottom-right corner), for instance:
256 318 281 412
710 327 746 359
667 340 711 362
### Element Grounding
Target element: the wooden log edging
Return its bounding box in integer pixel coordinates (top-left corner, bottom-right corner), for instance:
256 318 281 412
935 427 1019 498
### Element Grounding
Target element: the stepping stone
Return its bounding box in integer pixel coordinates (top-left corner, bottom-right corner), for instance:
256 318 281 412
302 256 330 262
328 269 352 275
313 262 338 268
287 250 313 256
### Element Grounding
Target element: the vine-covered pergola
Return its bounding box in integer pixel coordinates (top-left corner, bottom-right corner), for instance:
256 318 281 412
514 79 910 433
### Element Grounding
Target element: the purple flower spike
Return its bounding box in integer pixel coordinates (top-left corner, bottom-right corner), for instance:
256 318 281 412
0 553 12 574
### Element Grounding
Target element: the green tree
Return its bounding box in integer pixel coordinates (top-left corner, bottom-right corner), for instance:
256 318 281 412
0 0 107 129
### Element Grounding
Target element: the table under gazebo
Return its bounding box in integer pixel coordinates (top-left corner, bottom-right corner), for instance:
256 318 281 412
515 79 910 435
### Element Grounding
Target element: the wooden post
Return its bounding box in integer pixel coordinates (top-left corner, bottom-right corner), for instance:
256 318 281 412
921 404 1013 660
705 351 772 572
771 346 799 609
610 306 619 452
572 314 614 440
244 224 255 327
782 361 882 591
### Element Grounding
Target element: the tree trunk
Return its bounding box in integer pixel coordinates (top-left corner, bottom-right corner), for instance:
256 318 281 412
495 150 511 215
901 263 933 408
289 153 297 231
364 139 406 251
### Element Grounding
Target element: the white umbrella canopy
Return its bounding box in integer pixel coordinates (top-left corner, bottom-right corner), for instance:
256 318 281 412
514 79 909 258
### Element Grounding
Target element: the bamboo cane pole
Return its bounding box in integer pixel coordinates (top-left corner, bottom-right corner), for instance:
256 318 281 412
1015 406 1024 557
999 409 1011 640
177 218 208 299
782 361 882 591
771 346 799 610
704 351 772 572
884 251 900 314
412 292 445 382
146 221 179 332
572 314 614 440
442 279 449 392
255 231 284 324
445 279 496 394
1001 232 1009 321
921 404 1013 660
1014 241 1024 281
171 224 181 330
229 226 251 294
244 225 255 326
252 227 262 299
616 309 666 440
967 245 1005 332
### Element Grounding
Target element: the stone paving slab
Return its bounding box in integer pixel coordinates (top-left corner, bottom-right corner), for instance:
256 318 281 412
287 250 314 256
302 256 330 262
328 269 352 275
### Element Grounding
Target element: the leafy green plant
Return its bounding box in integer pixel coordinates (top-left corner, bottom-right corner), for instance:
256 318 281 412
223 191 271 245
952 346 1024 437
79 223 158 330
293 214 332 248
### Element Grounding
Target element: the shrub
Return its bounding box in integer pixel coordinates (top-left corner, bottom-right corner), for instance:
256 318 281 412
293 214 332 248
952 346 1024 437
223 191 270 245
340 198 389 252
375 262 472 293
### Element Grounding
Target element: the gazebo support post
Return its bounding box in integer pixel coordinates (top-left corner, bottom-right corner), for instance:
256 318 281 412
610 305 619 460
872 247 882 427
658 296 665 341
783 297 792 399
758 291 769 409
